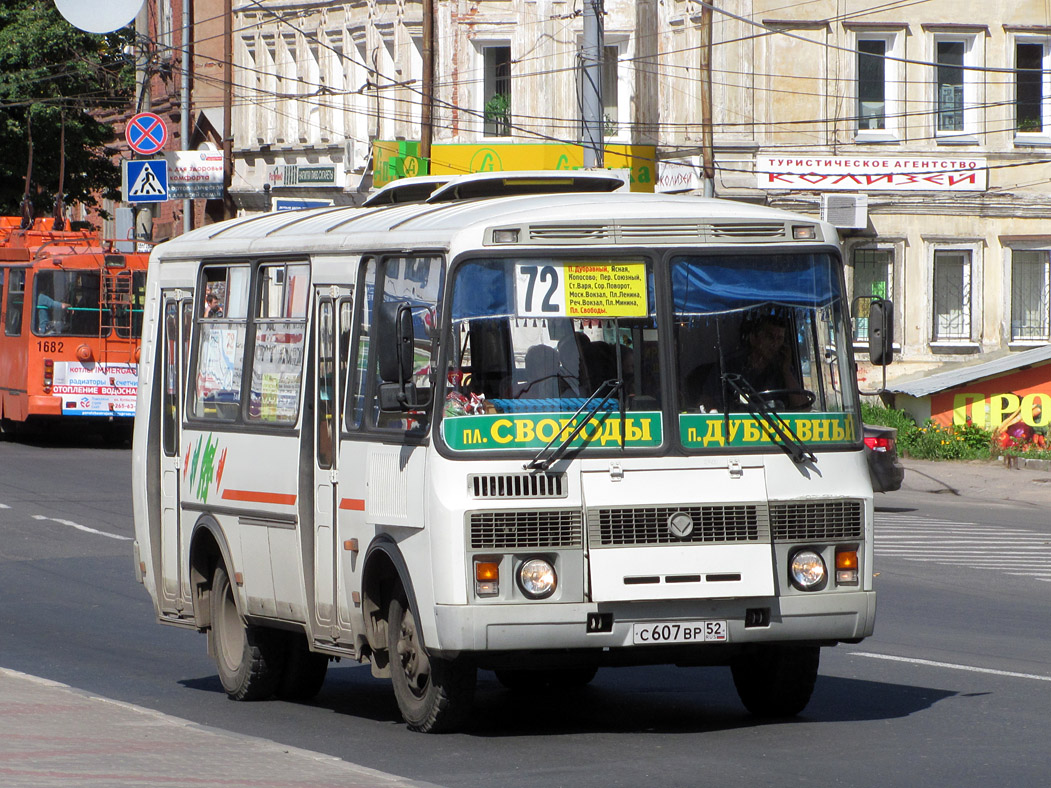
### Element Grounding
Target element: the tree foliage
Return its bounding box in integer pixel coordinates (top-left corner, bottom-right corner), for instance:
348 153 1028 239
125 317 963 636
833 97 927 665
0 0 135 218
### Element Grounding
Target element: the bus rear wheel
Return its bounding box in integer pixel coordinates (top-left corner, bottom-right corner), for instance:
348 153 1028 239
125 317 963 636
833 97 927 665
387 593 476 733
730 645 820 718
210 564 285 701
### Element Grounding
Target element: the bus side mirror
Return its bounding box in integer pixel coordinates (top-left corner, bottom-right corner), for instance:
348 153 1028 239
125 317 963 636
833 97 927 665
868 298 894 366
377 300 420 410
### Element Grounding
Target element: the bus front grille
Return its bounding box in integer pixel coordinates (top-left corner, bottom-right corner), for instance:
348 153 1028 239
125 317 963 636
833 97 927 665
588 505 768 547
469 509 583 549
770 500 863 542
468 472 567 499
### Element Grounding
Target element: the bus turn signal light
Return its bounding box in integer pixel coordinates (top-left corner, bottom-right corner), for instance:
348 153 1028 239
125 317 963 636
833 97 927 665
475 561 499 597
836 548 859 586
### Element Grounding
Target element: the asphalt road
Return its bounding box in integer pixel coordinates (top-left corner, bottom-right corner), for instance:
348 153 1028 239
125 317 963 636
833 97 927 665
1 435 1049 787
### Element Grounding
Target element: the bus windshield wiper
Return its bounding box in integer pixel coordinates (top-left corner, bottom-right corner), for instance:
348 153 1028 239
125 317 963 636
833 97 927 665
524 378 622 471
721 373 816 465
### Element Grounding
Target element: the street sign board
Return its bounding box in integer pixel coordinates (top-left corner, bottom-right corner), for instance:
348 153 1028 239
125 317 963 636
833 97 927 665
123 159 169 203
126 112 168 155
166 150 225 200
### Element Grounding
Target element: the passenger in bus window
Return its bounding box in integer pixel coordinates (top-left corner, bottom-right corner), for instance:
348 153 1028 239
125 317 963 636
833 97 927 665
36 291 69 334
203 292 223 319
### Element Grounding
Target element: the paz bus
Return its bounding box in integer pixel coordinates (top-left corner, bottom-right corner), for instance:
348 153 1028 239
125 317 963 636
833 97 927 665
131 172 893 732
0 217 148 438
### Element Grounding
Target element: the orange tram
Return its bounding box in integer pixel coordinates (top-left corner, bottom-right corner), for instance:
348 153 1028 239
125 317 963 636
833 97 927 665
0 217 149 439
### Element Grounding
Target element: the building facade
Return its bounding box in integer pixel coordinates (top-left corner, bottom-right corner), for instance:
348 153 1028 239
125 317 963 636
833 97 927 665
224 1 1051 409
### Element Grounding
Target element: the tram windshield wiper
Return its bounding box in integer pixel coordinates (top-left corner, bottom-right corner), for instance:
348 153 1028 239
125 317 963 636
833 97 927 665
524 378 623 471
721 373 816 465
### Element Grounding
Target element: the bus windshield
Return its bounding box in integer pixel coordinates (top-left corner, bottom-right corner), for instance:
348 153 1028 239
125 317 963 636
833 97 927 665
440 252 858 456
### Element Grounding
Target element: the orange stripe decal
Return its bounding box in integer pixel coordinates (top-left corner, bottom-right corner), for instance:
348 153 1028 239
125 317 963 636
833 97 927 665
222 489 297 506
339 498 366 511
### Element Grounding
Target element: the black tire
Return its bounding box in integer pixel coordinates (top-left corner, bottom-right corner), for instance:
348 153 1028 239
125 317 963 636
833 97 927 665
387 593 476 733
731 645 820 718
210 564 285 701
494 666 598 691
277 634 329 701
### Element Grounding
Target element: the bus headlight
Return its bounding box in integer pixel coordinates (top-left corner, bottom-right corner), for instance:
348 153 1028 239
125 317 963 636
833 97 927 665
517 558 557 599
789 550 827 591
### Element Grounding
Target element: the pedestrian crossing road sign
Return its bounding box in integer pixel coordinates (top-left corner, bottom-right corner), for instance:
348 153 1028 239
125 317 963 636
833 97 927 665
123 159 169 203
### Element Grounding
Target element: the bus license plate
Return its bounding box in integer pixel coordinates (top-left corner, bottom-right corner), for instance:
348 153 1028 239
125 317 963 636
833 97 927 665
632 620 727 645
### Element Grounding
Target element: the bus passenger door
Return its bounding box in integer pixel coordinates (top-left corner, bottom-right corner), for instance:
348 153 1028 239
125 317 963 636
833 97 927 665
312 291 352 640
159 293 192 615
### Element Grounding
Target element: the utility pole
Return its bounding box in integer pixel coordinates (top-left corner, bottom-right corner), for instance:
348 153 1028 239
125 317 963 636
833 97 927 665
582 0 604 168
699 0 714 197
420 0 434 170
181 0 191 233
223 0 235 219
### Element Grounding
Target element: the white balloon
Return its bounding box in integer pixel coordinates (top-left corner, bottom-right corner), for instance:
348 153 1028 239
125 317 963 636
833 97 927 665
54 0 145 34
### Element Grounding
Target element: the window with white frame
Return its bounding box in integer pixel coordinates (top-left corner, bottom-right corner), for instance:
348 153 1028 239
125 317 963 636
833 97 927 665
1010 249 1051 341
578 39 630 142
854 31 902 138
852 247 894 341
1015 39 1050 136
933 34 979 136
932 249 972 341
481 44 511 137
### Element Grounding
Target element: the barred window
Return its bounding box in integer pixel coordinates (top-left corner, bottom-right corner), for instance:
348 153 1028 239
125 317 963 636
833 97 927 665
1011 250 1050 341
852 248 893 341
932 250 971 341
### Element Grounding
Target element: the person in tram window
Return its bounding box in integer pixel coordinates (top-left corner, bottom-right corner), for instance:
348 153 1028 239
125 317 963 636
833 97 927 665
36 291 69 334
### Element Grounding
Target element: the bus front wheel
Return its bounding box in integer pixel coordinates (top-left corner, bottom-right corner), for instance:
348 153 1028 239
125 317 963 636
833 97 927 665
210 564 285 701
387 593 476 733
730 645 820 718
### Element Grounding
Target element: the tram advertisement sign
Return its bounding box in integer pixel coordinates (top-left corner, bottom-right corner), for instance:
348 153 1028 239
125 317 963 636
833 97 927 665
51 362 137 418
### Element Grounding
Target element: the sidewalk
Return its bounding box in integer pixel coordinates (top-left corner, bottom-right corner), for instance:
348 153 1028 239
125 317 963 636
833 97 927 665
0 668 442 788
897 456 1051 508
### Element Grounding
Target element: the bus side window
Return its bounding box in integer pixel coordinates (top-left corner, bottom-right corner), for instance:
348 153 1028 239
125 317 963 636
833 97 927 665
372 255 444 432
347 258 376 429
5 269 24 337
191 265 250 421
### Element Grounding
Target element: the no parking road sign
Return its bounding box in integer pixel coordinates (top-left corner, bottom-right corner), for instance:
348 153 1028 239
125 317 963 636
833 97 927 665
126 112 168 155
123 159 168 203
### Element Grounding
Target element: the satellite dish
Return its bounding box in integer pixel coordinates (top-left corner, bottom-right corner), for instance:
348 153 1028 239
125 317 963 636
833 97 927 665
54 0 145 34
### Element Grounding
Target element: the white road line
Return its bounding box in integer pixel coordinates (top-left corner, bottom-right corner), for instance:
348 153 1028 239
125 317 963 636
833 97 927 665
0 503 10 509
31 515 131 541
852 652 1051 682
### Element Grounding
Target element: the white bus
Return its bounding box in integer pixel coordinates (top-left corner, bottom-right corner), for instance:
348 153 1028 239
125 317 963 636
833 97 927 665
132 174 892 732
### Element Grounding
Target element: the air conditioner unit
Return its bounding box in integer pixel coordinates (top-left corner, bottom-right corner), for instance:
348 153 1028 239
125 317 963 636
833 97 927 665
820 193 869 230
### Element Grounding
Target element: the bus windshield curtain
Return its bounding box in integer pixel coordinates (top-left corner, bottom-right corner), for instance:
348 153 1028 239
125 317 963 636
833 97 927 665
671 253 839 315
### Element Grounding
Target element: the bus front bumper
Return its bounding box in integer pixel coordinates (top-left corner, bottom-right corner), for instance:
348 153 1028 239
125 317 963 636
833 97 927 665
432 590 876 656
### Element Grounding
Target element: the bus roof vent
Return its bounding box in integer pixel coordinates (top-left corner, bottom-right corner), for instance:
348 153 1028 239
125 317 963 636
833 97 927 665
706 222 787 240
469 472 568 499
528 224 614 243
617 223 702 242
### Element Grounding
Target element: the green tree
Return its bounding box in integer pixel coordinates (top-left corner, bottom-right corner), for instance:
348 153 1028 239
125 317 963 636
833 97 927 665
0 1 135 220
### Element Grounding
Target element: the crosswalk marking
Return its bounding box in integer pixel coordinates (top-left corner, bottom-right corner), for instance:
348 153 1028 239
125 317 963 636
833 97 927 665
874 512 1051 582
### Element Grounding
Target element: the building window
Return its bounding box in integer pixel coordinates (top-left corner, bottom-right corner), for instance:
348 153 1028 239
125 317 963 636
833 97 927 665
482 45 511 137
858 39 887 131
936 40 965 132
1010 250 1050 341
932 250 972 341
1015 41 1049 135
578 40 629 141
852 248 893 341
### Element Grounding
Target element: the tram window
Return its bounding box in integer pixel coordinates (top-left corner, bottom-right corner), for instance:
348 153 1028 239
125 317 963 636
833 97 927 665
5 269 25 337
